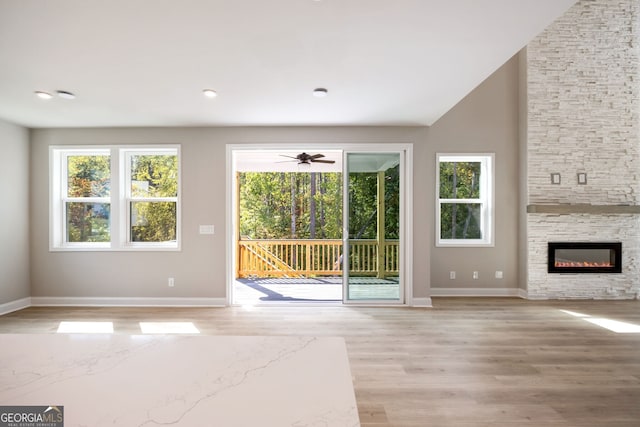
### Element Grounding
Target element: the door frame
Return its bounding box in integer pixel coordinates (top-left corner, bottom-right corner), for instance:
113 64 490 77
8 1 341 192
225 143 413 306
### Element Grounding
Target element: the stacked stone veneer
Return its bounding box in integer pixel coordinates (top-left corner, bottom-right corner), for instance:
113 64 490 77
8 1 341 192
528 214 640 298
526 0 640 299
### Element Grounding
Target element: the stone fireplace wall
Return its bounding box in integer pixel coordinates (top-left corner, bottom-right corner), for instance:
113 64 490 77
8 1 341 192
525 0 640 299
527 214 639 298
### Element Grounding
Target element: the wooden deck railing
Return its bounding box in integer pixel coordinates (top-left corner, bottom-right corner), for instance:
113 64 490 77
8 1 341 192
237 239 399 278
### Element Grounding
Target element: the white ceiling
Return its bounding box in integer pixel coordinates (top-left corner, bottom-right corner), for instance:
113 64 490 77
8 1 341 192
0 0 576 129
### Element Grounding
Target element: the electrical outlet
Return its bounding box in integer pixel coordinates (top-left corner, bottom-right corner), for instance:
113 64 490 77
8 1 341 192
168 277 175 287
449 271 456 280
495 271 503 279
473 271 479 279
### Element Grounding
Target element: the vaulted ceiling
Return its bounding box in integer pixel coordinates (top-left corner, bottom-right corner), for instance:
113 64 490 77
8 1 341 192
0 0 576 128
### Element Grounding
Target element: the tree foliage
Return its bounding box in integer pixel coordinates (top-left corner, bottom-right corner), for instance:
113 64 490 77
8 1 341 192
65 153 178 243
439 161 482 239
66 155 111 242
130 154 178 242
130 155 178 197
348 165 400 239
239 172 343 239
239 166 400 240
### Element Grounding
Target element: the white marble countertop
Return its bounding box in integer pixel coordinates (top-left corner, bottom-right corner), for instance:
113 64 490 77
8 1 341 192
0 334 360 426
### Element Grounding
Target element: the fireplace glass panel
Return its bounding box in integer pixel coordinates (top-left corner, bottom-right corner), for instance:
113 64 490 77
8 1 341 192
548 242 622 273
554 248 614 268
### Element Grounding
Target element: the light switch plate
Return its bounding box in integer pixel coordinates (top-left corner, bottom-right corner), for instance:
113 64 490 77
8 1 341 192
199 225 215 235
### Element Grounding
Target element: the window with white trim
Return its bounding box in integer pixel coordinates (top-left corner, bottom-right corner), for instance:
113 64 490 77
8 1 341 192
51 146 180 250
436 154 494 247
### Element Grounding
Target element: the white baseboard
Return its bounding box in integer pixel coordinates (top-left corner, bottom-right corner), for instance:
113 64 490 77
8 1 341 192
411 297 433 307
430 288 526 298
0 297 32 315
30 297 227 307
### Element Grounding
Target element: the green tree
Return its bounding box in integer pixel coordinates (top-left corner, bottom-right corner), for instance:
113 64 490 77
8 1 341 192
347 165 400 240
239 172 342 239
348 172 378 239
439 161 481 239
240 170 399 241
66 155 111 242
130 154 178 242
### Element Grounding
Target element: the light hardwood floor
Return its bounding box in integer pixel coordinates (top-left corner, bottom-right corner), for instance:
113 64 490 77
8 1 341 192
1 298 639 426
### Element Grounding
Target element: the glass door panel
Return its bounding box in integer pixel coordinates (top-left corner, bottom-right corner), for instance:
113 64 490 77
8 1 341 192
343 152 402 303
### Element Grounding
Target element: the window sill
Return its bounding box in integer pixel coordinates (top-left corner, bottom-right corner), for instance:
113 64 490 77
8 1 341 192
436 241 494 248
50 245 181 252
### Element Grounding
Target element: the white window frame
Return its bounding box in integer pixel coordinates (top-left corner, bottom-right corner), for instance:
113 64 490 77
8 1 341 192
436 153 494 247
50 145 181 251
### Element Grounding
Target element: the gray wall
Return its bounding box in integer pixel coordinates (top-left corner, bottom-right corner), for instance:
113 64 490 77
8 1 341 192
30 127 432 300
28 56 521 302
0 118 30 304
427 54 521 291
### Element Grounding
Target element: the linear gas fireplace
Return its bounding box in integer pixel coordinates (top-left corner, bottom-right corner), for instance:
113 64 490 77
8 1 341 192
548 242 622 273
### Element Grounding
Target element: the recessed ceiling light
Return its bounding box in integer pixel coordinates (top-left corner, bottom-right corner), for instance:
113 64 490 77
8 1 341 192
203 89 218 98
57 90 76 100
34 91 53 100
313 88 328 97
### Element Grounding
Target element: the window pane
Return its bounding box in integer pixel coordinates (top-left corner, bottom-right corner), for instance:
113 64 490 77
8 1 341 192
131 202 177 242
66 202 111 242
130 154 178 197
348 172 378 239
439 162 481 199
440 203 482 239
67 155 110 197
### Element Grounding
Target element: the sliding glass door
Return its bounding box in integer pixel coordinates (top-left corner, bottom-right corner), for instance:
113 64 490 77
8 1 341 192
227 145 410 306
343 152 403 303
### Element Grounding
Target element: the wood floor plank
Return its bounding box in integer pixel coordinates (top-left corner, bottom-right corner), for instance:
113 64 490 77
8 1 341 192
1 298 639 426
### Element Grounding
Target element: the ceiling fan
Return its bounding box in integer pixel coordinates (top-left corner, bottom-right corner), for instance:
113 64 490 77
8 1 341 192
279 152 335 165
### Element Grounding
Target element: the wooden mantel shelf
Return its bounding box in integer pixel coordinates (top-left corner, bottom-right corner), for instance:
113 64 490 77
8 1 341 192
527 204 640 214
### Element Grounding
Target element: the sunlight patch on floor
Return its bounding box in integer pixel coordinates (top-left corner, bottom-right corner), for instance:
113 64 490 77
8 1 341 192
559 309 590 318
583 318 640 333
57 321 114 333
560 310 640 333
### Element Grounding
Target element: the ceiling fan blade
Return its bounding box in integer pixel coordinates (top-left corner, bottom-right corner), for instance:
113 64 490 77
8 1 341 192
275 159 298 163
311 159 335 164
309 153 325 159
279 154 299 160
